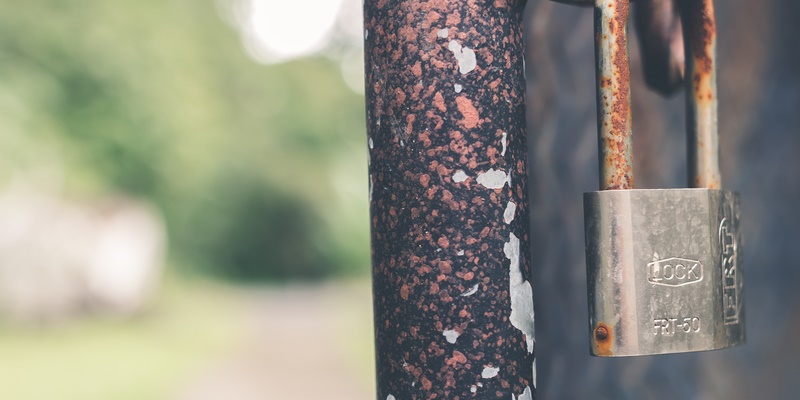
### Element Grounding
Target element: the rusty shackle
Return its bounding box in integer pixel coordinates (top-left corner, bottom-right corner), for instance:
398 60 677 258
593 0 720 190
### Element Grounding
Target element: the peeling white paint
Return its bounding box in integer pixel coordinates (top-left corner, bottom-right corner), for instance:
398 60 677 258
400 139 405 147
387 395 395 400
368 177 373 202
505 233 535 353
437 28 449 38
457 250 465 256
460 283 479 297
532 360 537 388
369 176 374 202
503 201 517 224
476 169 508 189
454 83 463 93
443 329 460 344
501 132 508 156
365 30 369 40
369 137 374 149
512 386 533 400
448 40 477 74
481 366 500 379
470 385 477 393
452 170 468 183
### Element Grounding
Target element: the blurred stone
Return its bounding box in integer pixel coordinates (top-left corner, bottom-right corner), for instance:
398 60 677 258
0 189 165 323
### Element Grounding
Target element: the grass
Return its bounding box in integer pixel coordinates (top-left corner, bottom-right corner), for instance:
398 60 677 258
0 275 247 400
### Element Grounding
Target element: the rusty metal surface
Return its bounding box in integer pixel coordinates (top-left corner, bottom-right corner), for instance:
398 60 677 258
679 0 721 189
594 0 634 190
365 1 536 398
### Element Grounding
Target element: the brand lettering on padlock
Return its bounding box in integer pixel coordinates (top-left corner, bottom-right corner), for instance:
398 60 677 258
720 215 740 325
646 258 703 286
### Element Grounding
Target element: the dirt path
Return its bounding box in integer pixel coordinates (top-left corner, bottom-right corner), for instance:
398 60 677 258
177 281 375 400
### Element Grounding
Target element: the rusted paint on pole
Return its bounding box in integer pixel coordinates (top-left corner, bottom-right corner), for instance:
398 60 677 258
594 0 634 190
679 0 721 189
364 1 535 399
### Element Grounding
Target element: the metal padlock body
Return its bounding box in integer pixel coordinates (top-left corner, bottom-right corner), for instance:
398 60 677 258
584 188 745 357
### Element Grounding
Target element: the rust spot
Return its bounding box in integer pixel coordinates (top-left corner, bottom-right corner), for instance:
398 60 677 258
411 61 422 77
421 377 432 390
455 96 480 129
406 114 416 133
593 322 613 356
438 260 452 274
400 285 409 300
595 325 609 341
433 92 447 112
682 0 716 75
450 350 467 364
682 1 716 111
420 174 431 187
429 282 439 294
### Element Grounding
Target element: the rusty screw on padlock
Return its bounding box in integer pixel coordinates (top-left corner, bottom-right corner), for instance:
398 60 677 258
583 0 745 357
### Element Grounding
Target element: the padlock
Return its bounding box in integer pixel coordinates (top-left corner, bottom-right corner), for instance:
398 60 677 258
583 0 745 357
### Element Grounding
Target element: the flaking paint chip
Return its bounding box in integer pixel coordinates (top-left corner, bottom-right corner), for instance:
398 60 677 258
460 283 479 297
506 233 535 353
452 170 468 183
504 201 517 224
442 329 460 344
512 387 533 400
476 169 508 189
448 40 477 74
481 366 499 379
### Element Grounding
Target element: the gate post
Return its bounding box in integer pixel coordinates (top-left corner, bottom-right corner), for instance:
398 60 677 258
364 1 536 398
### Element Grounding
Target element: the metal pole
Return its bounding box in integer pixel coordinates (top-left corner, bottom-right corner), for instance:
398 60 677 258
364 1 535 399
679 0 721 189
594 0 634 190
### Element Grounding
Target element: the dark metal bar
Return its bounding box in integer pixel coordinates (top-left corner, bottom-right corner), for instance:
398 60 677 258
364 1 535 398
679 0 721 189
594 0 634 190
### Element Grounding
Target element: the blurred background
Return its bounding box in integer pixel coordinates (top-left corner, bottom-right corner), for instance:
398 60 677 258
0 0 372 399
0 0 796 399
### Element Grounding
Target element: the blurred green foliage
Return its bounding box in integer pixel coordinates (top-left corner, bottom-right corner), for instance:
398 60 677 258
0 0 369 280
